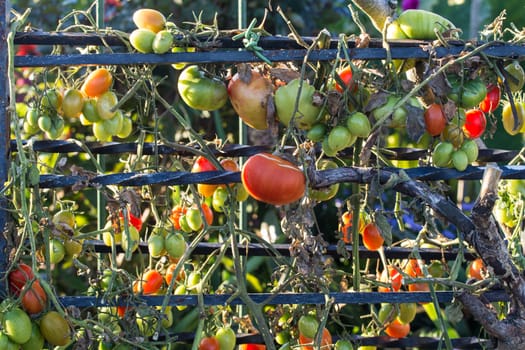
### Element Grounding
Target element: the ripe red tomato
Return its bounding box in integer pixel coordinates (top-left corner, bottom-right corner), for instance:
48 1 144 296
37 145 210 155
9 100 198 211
335 66 354 93
424 103 446 136
385 319 410 338
298 327 332 350
21 280 47 314
241 153 306 206
201 203 214 226
228 69 273 130
462 109 486 139
362 223 384 251
119 210 143 232
198 336 220 350
239 344 266 350
134 270 163 295
479 85 501 113
8 263 34 295
191 156 219 198
378 265 402 292
170 205 187 230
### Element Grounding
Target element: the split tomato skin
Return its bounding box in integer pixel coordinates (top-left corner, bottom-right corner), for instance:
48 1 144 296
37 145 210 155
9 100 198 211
241 153 306 206
479 85 501 113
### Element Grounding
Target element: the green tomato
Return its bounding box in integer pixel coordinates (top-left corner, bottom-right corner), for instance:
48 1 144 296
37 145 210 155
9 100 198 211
386 9 456 40
346 112 371 138
121 225 140 253
397 303 417 324
460 139 479 163
215 327 236 350
0 331 21 350
135 309 158 337
298 315 319 339
447 77 487 109
62 89 85 118
82 98 101 123
452 149 469 171
152 30 173 54
130 28 156 53
116 116 133 138
2 307 32 344
49 238 66 264
212 186 229 213
185 207 203 231
164 232 186 259
177 65 228 111
96 91 119 120
335 339 354 350
306 123 327 142
26 107 39 127
501 61 525 92
275 78 322 130
40 88 62 113
328 125 352 152
309 159 340 202
147 234 165 258
432 141 454 167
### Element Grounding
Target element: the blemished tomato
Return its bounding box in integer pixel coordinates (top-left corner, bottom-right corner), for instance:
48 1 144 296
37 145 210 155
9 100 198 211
462 109 486 139
8 263 35 295
177 65 228 111
81 68 113 98
241 153 306 206
215 327 236 350
424 103 446 136
362 223 384 251
335 66 354 93
298 315 319 339
130 28 156 53
192 156 219 198
339 211 365 244
134 269 163 295
96 91 119 120
2 307 32 344
21 280 47 315
133 9 166 33
198 336 220 350
228 69 273 130
479 85 501 113
275 78 322 130
61 89 85 118
298 327 332 350
502 101 525 135
384 319 410 338
467 257 486 280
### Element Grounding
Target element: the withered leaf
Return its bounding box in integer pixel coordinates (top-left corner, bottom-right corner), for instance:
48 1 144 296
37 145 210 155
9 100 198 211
270 68 301 83
405 102 426 142
364 91 389 113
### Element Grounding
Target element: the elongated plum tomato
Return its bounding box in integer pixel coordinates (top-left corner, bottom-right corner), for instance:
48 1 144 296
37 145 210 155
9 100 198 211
424 103 446 136
8 263 34 295
241 153 306 206
228 69 273 130
39 311 71 346
334 66 354 93
81 68 113 98
191 156 218 198
479 85 500 113
298 328 332 350
132 9 166 33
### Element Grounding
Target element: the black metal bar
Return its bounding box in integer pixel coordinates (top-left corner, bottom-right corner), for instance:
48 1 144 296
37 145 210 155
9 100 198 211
85 240 478 261
0 0 10 291
57 290 508 307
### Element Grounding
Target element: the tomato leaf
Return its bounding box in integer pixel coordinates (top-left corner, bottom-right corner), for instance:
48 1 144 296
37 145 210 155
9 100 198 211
405 102 426 141
373 212 392 247
445 302 464 324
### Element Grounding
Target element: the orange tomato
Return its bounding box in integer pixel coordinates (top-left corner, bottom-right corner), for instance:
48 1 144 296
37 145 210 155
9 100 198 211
339 211 365 244
21 280 47 314
191 156 219 198
134 270 163 295
378 265 402 292
81 68 113 98
165 263 185 286
299 328 333 350
170 205 187 230
239 345 266 350
467 258 486 280
403 259 423 278
385 319 410 338
362 223 384 251
133 9 166 33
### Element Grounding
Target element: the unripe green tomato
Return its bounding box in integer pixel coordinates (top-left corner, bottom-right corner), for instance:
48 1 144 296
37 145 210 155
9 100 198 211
306 123 327 142
20 322 45 350
121 225 140 253
164 232 186 259
37 114 52 133
45 116 65 140
328 125 352 152
397 303 417 324
346 112 371 138
116 116 133 138
321 137 338 157
26 107 39 127
135 309 158 337
2 308 32 344
185 207 203 231
235 183 249 202
177 65 228 111
298 315 319 338
377 303 396 324
460 139 479 163
212 186 229 212
147 234 165 258
82 98 101 123
93 122 112 141
96 91 119 120
152 30 173 54
40 88 62 112
432 142 454 167
452 149 469 171
275 78 322 130
49 238 66 264
501 61 525 92
130 28 156 53
335 339 354 350
62 89 85 118
309 159 339 202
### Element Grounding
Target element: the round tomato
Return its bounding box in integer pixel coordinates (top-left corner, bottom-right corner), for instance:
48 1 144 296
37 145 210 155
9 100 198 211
61 89 85 118
298 327 332 350
185 207 203 231
170 205 187 230
96 91 118 120
334 339 353 350
362 223 384 251
228 69 273 130
48 239 65 264
328 125 352 152
152 30 173 54
275 78 322 130
467 257 486 280
386 9 456 40
81 98 101 123
447 77 487 109
40 89 62 113
460 139 479 163
307 123 327 142
81 68 113 98
130 28 156 53
462 109 486 139
212 186 229 212
2 307 32 344
191 156 219 197
215 327 236 350
147 234 165 258
432 141 454 168
479 85 501 113
134 269 163 295
385 319 410 338
241 153 306 206
298 315 319 339
164 232 186 259
198 336 220 350
8 263 35 295
502 101 525 135
424 103 446 136
177 65 228 111
335 66 354 93
451 149 469 171
133 8 166 33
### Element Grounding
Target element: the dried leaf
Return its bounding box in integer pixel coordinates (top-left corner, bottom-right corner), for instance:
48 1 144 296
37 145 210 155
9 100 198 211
445 302 464 324
270 67 301 83
405 102 426 142
364 91 389 113
237 63 253 84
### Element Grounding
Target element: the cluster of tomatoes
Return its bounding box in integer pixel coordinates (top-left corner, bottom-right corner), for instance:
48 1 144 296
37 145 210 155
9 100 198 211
2 264 71 348
24 67 132 141
129 9 173 54
43 209 83 265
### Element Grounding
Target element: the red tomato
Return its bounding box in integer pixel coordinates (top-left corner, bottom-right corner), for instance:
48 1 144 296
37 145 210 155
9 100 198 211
479 84 501 113
198 336 220 350
191 156 219 198
462 109 486 139
335 66 354 93
424 103 446 136
119 211 143 232
21 280 47 314
404 259 423 278
239 345 266 350
298 327 332 350
201 203 214 226
362 223 384 251
385 319 410 338
165 263 185 286
378 265 402 292
170 205 187 230
467 257 486 280
339 211 365 244
241 153 306 206
8 263 35 295
134 270 163 295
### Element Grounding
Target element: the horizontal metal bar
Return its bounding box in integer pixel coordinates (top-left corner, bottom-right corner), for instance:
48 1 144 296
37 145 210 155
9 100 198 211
85 240 478 260
13 42 525 67
58 290 508 307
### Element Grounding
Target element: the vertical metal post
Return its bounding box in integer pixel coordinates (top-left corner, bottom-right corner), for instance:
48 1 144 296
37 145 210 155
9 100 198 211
0 0 11 282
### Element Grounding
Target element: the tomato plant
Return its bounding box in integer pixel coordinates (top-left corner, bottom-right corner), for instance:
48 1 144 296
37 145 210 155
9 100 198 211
177 65 228 111
462 109 486 139
228 68 273 130
424 103 446 136
362 223 384 251
241 153 306 206
479 85 501 113
198 336 220 350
